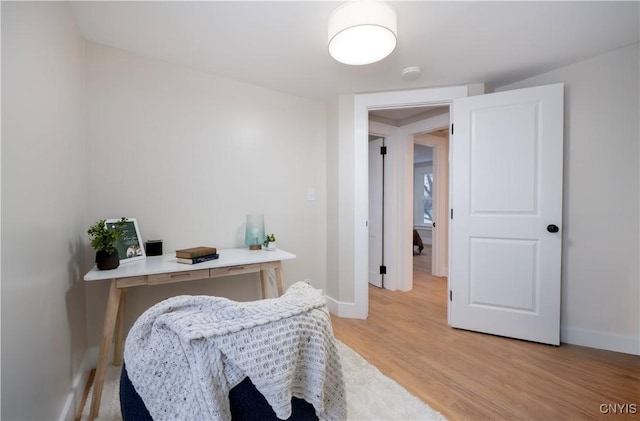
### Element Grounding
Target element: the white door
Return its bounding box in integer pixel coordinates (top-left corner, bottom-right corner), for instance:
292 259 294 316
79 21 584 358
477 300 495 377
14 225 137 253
449 83 564 345
368 137 384 287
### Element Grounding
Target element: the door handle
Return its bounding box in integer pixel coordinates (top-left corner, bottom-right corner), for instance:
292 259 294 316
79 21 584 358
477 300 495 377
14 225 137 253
547 224 559 233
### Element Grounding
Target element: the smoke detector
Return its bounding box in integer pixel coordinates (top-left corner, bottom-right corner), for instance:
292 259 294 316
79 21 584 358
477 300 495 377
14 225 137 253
401 66 421 81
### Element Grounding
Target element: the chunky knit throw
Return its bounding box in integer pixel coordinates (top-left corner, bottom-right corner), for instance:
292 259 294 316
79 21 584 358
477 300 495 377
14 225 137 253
123 282 347 421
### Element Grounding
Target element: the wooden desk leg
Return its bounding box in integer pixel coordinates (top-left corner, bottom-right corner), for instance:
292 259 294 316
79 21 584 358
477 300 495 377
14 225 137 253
113 288 127 366
260 270 268 299
89 279 122 421
274 262 285 296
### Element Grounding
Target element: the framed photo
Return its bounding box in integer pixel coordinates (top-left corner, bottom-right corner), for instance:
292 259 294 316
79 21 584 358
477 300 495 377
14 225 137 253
105 218 146 263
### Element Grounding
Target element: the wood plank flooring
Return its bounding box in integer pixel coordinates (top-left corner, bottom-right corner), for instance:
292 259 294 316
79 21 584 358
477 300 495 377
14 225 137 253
413 244 432 274
331 261 640 420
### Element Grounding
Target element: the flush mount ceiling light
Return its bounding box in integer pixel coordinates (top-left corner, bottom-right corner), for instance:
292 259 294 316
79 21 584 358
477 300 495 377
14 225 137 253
328 0 397 65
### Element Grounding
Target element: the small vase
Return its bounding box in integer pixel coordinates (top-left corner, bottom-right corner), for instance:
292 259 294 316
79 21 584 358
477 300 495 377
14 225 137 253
263 242 276 251
96 250 120 270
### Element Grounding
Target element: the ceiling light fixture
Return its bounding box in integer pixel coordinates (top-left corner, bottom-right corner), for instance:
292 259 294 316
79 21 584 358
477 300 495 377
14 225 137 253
328 0 397 65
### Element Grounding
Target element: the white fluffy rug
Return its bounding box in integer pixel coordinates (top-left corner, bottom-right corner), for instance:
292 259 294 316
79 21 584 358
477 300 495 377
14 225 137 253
82 340 446 421
337 341 446 421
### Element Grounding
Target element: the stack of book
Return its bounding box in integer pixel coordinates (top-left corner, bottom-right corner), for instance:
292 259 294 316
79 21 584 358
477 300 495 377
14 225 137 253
175 246 219 265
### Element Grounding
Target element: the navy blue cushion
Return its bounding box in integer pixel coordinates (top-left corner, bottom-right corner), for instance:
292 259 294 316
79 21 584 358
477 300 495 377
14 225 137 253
119 363 153 421
120 364 319 421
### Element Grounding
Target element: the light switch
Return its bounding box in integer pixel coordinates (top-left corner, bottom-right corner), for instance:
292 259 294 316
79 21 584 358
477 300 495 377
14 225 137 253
307 187 316 201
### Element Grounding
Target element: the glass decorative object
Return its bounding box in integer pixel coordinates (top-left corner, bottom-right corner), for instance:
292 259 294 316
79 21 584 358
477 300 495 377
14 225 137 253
245 214 265 250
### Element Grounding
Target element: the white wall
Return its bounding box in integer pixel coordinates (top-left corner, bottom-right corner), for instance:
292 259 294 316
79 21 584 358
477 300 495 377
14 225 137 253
325 95 358 314
84 43 328 345
497 43 640 354
1 2 88 418
326 97 339 300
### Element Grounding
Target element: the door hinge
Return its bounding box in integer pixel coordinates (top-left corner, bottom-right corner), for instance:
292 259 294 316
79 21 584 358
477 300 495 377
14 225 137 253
379 265 387 275
449 290 453 301
451 124 454 135
450 208 454 219
380 146 387 155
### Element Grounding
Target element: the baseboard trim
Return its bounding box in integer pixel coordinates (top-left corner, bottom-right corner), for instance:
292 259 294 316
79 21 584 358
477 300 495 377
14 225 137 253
58 349 95 421
561 326 640 356
326 295 366 319
57 346 106 421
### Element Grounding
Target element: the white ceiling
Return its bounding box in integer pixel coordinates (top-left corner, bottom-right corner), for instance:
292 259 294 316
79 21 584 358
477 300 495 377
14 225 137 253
69 1 639 101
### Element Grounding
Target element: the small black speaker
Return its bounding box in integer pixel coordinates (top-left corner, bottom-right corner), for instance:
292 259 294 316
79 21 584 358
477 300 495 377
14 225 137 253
145 240 163 256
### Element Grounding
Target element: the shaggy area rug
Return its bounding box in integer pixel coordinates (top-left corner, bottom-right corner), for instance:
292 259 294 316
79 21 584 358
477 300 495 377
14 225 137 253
81 340 446 420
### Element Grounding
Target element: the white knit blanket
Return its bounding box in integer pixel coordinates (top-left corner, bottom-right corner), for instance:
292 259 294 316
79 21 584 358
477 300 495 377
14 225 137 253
124 282 347 421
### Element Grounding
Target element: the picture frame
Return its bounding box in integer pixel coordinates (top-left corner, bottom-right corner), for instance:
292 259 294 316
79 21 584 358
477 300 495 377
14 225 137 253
105 218 146 263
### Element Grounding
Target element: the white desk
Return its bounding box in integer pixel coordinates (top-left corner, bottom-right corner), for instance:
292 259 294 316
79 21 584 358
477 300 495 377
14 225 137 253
84 248 296 420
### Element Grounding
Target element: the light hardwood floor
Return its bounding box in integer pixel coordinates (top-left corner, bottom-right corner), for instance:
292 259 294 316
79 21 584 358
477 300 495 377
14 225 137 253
413 244 432 274
331 252 640 420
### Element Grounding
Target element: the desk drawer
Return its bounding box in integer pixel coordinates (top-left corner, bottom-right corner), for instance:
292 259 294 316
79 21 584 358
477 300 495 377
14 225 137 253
148 269 209 285
209 263 262 278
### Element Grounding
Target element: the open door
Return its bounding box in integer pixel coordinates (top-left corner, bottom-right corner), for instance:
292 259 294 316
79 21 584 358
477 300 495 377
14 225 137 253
368 137 384 288
449 83 564 345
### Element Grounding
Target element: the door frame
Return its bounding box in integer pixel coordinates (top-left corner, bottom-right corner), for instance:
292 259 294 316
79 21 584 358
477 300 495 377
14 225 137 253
413 127 450 278
368 135 385 288
349 85 482 318
369 119 435 292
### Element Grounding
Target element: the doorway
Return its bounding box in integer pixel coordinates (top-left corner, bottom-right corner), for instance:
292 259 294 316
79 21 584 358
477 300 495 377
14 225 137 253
349 84 563 346
413 124 450 279
412 143 434 275
368 106 450 292
347 84 472 319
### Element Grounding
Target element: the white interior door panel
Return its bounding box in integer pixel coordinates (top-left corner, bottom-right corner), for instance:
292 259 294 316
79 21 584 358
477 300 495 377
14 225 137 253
449 83 564 345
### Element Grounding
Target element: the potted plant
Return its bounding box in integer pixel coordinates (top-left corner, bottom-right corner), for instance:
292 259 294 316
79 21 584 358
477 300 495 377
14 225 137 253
88 217 127 270
263 233 276 251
